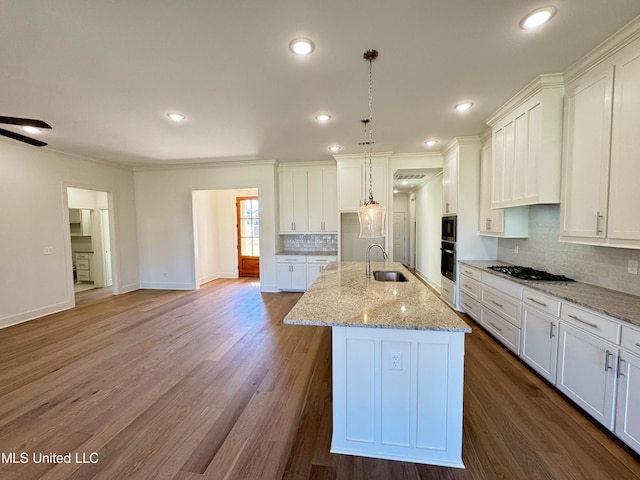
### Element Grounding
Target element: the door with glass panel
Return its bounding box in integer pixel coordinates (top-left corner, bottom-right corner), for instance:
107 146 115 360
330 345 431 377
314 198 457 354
236 197 260 277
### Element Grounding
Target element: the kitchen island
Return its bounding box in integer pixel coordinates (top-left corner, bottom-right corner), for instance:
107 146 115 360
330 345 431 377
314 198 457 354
284 261 471 468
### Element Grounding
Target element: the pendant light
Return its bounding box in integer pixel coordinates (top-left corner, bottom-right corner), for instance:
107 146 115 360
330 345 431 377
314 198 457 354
358 49 386 238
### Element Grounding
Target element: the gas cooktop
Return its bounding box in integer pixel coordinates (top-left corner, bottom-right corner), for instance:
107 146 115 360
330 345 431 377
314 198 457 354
487 265 574 282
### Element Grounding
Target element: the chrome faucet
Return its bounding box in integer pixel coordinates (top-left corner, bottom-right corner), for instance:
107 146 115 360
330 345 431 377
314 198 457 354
366 243 388 277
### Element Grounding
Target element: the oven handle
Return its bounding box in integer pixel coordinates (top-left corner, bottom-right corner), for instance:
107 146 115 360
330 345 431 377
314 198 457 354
440 248 455 254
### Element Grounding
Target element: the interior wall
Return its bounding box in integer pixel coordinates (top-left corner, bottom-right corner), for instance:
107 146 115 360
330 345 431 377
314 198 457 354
415 173 443 288
194 188 258 285
134 162 277 291
0 139 139 329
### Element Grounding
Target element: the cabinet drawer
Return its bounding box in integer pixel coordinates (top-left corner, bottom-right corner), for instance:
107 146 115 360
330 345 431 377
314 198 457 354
77 270 91 281
459 265 481 282
75 253 89 260
621 325 640 356
523 288 561 317
441 276 455 306
75 259 90 270
306 255 337 264
481 306 521 355
276 255 306 264
459 275 480 300
460 293 480 321
481 272 523 299
561 303 620 344
481 285 522 328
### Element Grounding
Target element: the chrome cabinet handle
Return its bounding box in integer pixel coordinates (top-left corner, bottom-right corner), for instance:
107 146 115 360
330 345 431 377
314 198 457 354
527 297 548 307
568 314 598 329
605 350 613 372
596 211 604 235
549 322 556 339
489 322 503 333
490 299 504 309
617 355 625 378
636 343 640 348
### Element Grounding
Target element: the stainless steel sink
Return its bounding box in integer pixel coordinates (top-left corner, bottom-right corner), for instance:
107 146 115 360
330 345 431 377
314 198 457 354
372 270 409 282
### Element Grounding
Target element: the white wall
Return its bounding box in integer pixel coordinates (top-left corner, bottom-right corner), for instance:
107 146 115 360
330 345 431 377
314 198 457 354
134 162 277 291
415 173 443 288
0 139 139 328
194 188 258 285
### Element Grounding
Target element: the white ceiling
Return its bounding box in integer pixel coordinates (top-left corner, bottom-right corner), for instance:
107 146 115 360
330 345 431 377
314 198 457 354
2 1 640 167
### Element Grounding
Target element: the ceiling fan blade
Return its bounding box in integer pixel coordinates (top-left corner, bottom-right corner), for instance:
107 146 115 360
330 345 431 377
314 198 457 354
0 116 52 129
0 127 47 147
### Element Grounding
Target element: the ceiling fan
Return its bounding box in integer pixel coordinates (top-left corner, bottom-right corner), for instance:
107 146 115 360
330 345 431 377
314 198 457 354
0 116 51 147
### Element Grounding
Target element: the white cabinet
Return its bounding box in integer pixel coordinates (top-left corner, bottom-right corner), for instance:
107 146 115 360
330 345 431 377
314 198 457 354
478 139 528 238
279 170 309 233
520 289 561 384
335 155 388 212
442 149 458 215
306 255 337 289
486 74 564 209
308 168 338 232
276 255 307 291
556 321 618 429
69 208 92 236
440 276 456 308
74 252 92 282
616 326 640 452
279 164 338 234
560 37 640 249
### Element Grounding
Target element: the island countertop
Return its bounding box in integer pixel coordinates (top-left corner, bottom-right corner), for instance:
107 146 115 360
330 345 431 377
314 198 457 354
283 261 471 332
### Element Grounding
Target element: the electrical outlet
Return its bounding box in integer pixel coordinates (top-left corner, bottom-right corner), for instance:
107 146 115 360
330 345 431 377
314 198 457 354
391 351 402 370
514 245 519 254
43 246 54 255
628 260 638 275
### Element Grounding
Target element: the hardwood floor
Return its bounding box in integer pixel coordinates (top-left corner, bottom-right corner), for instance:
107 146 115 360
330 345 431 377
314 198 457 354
284 312 640 480
1 279 638 480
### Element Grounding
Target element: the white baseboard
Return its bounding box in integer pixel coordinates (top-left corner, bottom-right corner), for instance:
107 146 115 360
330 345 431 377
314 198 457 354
0 300 72 330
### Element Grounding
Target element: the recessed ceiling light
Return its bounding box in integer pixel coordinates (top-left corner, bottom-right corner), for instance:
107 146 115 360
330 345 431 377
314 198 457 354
393 189 399 194
520 6 557 30
23 126 41 134
424 139 438 147
315 113 331 122
289 38 315 56
329 145 341 152
454 102 473 112
167 113 185 122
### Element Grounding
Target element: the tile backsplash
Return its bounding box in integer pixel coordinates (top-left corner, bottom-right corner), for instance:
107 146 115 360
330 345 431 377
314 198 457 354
498 204 640 296
281 234 338 253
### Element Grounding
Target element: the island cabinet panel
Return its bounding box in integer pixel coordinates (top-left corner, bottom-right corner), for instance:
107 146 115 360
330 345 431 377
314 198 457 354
331 326 465 468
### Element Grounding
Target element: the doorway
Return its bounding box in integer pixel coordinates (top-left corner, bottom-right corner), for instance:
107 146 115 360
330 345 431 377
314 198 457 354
66 187 114 299
392 212 406 264
236 196 260 277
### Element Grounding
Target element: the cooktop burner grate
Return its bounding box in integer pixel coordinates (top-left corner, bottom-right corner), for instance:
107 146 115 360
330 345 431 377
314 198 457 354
487 265 574 282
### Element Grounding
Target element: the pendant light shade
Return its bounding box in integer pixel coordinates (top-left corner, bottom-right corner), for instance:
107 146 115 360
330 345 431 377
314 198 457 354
358 201 386 238
358 49 386 238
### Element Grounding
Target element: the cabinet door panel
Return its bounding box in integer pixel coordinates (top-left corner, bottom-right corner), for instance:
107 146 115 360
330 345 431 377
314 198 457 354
615 350 640 452
608 47 640 241
492 128 505 206
521 306 558 383
556 322 616 429
308 170 324 232
560 66 613 238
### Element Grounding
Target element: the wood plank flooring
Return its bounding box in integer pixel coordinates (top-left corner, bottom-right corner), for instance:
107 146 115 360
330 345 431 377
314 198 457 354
1 278 639 480
0 279 317 479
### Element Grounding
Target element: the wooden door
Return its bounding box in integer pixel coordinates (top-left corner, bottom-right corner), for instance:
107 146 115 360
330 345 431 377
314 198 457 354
237 197 260 277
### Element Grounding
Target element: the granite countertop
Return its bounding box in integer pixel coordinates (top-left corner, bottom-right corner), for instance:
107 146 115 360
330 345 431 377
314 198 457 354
284 261 471 332
460 260 640 328
277 251 338 256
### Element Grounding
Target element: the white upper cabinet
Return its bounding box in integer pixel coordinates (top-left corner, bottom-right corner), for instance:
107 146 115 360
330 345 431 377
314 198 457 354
478 138 528 238
279 169 309 233
278 163 337 234
335 154 388 212
442 149 458 215
560 35 640 248
486 74 564 209
308 167 338 233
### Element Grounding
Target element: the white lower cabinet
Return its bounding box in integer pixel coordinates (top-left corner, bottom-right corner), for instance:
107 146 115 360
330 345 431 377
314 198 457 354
556 322 618 429
615 326 640 452
521 305 559 383
481 306 521 355
276 256 307 291
440 276 455 307
306 255 337 289
331 326 465 467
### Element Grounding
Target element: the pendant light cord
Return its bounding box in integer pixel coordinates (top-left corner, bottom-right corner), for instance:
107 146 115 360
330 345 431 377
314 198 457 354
363 49 378 205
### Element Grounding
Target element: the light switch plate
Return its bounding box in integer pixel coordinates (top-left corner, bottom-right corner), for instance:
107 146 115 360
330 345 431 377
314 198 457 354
628 260 638 275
